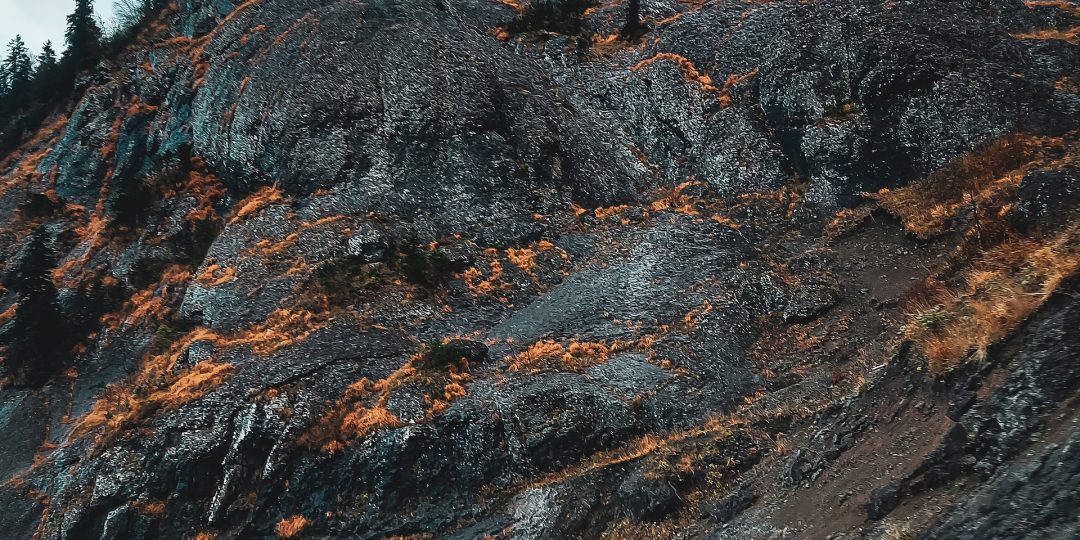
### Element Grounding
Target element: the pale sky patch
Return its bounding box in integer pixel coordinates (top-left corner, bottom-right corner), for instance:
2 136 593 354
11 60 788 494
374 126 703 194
0 0 116 59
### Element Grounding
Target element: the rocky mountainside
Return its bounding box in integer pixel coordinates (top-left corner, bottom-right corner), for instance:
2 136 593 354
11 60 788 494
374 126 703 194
1 0 1079 538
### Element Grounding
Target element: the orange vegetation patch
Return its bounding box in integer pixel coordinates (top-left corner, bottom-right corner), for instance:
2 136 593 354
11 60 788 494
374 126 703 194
0 115 69 198
717 69 760 107
506 247 538 275
340 402 402 441
650 180 706 215
51 215 111 289
100 265 191 332
1057 76 1080 93
1014 2 1080 42
462 250 506 295
594 204 631 221
194 263 238 287
228 303 333 356
682 300 713 329
1012 27 1080 43
126 96 160 117
306 348 476 451
431 367 471 415
632 53 719 92
1024 0 1080 17
248 233 299 258
76 298 334 440
0 303 17 326
631 54 758 106
74 334 235 439
275 515 309 539
507 339 637 372
231 185 286 223
906 225 1080 373
871 134 1066 239
177 163 227 222
529 415 743 489
824 205 874 238
496 0 524 13
710 213 742 230
131 499 167 516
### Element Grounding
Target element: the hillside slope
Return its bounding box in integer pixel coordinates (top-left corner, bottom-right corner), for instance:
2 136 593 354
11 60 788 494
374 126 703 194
1 1 1079 538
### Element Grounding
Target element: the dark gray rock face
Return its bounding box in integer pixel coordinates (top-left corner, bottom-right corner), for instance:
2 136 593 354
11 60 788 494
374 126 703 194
923 423 1080 540
0 0 1077 538
1013 167 1080 233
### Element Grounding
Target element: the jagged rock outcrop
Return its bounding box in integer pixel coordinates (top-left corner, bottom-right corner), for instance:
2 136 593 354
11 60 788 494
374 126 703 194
1 0 1078 538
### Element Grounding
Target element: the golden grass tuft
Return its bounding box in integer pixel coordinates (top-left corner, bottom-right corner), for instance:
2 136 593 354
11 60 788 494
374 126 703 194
506 247 538 275
194 263 238 287
340 405 403 440
461 250 506 296
275 515 309 538
231 185 286 223
507 339 636 373
906 225 1080 372
75 335 234 438
1024 0 1080 17
871 134 1065 238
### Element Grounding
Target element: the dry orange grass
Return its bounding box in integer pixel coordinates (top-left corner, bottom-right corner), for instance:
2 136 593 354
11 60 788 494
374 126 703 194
650 180 706 215
874 133 1080 372
871 134 1064 239
230 185 286 223
340 405 403 440
1014 1 1080 43
462 249 506 295
228 304 333 356
497 0 524 13
178 165 227 223
77 297 333 440
906 225 1080 372
0 303 17 326
304 349 475 451
506 247 538 275
630 53 757 107
275 515 309 538
131 499 167 516
75 331 234 438
1013 27 1080 43
194 263 238 287
0 114 69 198
507 339 637 372
1024 0 1080 17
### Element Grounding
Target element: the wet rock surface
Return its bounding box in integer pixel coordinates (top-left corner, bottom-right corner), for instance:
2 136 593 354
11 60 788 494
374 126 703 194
0 0 1078 538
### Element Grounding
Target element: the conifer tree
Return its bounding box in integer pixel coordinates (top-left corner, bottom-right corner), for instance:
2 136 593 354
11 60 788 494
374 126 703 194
0 227 67 386
37 41 57 73
33 41 60 96
3 36 34 100
64 0 103 71
0 62 9 101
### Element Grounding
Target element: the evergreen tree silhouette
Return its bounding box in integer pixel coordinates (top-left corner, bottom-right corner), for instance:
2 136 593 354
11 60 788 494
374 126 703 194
3 36 34 101
0 227 68 387
64 0 103 73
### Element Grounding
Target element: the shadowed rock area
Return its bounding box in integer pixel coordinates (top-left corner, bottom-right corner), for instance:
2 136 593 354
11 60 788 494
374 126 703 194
0 0 1079 538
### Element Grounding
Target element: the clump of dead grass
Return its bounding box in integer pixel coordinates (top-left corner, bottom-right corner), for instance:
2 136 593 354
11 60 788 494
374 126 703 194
906 225 1080 372
871 134 1065 239
274 515 309 538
